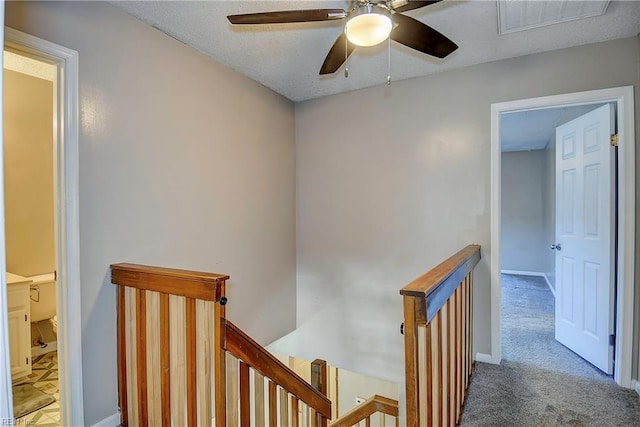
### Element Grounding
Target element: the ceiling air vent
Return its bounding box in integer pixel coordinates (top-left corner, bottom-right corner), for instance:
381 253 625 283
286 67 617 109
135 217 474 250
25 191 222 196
497 0 611 35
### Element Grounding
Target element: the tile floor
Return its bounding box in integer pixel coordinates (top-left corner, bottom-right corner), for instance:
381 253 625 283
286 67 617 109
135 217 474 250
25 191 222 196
17 351 60 426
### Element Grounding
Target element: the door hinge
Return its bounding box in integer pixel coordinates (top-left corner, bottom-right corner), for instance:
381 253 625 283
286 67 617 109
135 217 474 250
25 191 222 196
611 133 619 147
24 314 27 322
25 357 29 365
609 334 615 346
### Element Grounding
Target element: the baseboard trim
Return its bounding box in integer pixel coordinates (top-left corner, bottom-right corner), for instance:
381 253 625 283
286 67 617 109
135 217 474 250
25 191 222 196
501 269 544 277
475 352 494 364
542 274 556 297
91 412 120 427
632 379 640 396
501 270 555 297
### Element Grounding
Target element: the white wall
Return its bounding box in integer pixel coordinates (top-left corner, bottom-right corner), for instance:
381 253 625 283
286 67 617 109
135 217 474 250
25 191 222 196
5 2 296 424
295 36 639 381
501 150 548 273
3 69 55 277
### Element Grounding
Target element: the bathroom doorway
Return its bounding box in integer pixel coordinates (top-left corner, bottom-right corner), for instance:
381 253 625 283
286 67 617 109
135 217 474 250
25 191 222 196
4 45 60 425
0 28 83 426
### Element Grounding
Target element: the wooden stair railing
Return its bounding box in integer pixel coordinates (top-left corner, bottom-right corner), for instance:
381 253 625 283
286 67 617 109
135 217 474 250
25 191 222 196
111 263 331 427
224 321 332 426
400 244 481 427
329 395 399 427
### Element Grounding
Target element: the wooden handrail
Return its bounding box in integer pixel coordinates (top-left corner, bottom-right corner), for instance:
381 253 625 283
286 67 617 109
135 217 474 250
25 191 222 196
225 321 332 418
401 244 480 427
329 395 399 427
401 244 480 323
111 263 229 301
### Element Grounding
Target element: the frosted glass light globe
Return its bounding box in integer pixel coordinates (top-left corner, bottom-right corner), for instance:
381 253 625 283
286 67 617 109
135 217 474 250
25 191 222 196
346 7 392 47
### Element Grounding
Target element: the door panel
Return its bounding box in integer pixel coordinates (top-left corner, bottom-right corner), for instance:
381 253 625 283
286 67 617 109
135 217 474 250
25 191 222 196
555 104 614 374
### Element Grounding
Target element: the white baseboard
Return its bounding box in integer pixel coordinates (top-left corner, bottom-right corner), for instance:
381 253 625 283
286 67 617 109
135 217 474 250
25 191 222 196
501 270 555 297
91 412 120 427
501 269 546 277
542 274 556 297
475 352 494 364
632 379 640 396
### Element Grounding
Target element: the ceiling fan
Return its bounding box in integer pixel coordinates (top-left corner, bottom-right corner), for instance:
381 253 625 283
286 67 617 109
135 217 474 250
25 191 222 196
227 0 458 75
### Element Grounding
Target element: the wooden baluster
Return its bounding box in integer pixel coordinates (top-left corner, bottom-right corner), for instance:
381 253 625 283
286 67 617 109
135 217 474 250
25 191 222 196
169 296 186 427
456 288 462 423
196 300 213 427
280 388 289 427
292 396 299 427
227 354 239 426
239 362 250 426
117 286 129 426
269 381 278 427
136 289 148 427
462 277 468 393
186 298 197 427
443 302 450 427
126 287 139 427
254 371 265 426
447 298 457 426
436 310 443 427
417 324 427 427
160 293 170 427
468 272 474 374
366 415 371 427
146 292 161 426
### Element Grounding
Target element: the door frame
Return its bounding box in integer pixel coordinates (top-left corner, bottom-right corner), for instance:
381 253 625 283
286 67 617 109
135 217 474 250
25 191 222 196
489 86 635 388
0 27 84 424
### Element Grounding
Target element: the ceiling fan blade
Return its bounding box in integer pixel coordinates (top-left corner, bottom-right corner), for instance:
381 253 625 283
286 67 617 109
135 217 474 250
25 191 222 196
319 32 356 75
391 13 457 58
393 1 443 14
228 9 346 25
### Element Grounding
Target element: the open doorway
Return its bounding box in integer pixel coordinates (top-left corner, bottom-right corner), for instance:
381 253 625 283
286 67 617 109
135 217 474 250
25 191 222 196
499 103 613 378
489 87 635 388
4 48 60 424
0 28 83 425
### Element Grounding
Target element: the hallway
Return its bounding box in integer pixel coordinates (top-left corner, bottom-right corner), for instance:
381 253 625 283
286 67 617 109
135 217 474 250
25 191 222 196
460 274 640 426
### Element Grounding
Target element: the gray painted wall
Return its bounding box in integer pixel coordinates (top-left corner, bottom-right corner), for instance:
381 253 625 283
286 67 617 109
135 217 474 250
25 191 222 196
543 139 556 289
295 36 639 382
6 2 297 424
501 150 549 273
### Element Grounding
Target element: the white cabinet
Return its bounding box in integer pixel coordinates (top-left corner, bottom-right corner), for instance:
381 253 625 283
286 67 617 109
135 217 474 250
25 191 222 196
7 277 32 381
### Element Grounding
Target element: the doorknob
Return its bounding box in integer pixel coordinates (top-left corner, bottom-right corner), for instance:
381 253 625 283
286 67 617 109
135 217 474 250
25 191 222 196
551 243 562 251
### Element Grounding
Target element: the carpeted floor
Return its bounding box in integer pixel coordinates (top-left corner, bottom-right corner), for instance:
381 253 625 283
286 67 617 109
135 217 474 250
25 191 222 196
460 274 640 426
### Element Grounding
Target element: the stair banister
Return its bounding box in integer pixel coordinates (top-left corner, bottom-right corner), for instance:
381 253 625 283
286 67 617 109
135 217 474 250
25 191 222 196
400 244 481 427
111 263 331 426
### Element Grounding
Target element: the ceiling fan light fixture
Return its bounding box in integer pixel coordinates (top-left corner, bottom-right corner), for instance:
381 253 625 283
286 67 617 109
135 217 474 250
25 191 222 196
345 5 392 47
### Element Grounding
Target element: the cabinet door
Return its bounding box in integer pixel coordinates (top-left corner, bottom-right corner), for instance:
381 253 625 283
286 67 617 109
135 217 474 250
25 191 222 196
8 308 30 379
7 286 31 380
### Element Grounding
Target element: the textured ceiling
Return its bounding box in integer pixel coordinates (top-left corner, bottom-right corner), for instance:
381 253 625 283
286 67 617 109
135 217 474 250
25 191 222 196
501 104 604 152
112 1 640 102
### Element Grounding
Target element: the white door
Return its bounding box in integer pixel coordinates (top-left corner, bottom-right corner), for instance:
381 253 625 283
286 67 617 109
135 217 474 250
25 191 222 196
554 104 615 374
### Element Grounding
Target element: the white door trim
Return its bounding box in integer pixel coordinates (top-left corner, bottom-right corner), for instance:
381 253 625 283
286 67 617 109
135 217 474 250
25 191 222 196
0 10 10 420
1 27 84 424
490 86 635 388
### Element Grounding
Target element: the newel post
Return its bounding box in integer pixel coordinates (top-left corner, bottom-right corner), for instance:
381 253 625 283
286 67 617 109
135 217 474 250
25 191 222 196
311 359 328 427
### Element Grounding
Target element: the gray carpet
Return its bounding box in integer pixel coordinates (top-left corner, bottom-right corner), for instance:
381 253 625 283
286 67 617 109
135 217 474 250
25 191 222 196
460 274 640 426
12 383 55 419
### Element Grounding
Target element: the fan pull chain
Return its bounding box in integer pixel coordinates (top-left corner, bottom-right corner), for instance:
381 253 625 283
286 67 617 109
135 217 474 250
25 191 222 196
344 23 349 78
387 35 391 85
